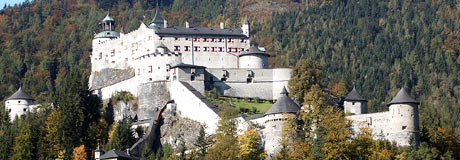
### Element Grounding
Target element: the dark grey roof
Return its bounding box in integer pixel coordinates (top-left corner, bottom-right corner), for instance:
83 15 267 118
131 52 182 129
387 88 419 106
151 26 246 37
170 63 206 69
7 86 34 100
344 87 367 101
95 31 120 39
150 6 164 25
100 150 138 159
156 43 168 49
239 45 270 57
244 114 264 121
265 87 300 116
102 12 114 22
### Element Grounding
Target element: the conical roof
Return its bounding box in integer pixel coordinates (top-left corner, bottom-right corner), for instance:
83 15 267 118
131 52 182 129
265 87 300 116
344 87 367 101
103 11 115 22
7 86 34 101
150 3 164 25
239 45 270 57
387 88 418 106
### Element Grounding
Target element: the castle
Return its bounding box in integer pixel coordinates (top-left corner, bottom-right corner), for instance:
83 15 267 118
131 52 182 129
4 6 420 159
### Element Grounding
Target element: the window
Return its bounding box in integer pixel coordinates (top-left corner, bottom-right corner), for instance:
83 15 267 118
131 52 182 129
211 47 215 52
193 38 199 42
159 36 164 40
185 37 189 41
174 46 180 51
110 49 115 57
203 38 207 42
402 126 407 130
194 46 200 51
8 109 11 112
18 101 21 104
211 38 215 42
240 38 244 42
99 52 102 59
191 72 195 81
148 66 152 73
203 47 208 51
219 47 223 52
185 46 190 51
227 48 232 52
218 38 223 42
23 108 27 112
174 37 179 41
246 78 253 83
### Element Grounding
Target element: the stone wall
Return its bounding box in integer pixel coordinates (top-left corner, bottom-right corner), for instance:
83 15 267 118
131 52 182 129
346 112 390 139
137 81 171 120
90 68 135 90
170 81 219 134
205 68 291 100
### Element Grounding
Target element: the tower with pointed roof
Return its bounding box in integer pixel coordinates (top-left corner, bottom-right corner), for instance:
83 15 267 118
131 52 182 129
150 2 164 27
242 15 250 37
387 88 420 146
5 86 35 121
238 45 270 69
263 86 300 158
343 87 367 115
94 11 120 39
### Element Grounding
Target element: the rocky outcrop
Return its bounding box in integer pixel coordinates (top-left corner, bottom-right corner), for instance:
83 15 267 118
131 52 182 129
160 107 203 152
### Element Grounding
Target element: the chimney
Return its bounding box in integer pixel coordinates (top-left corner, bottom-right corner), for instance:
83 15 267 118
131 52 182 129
164 20 168 28
220 22 224 29
186 21 190 28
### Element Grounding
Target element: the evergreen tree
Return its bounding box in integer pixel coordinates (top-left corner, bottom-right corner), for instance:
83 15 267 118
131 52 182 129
194 125 211 159
106 118 135 150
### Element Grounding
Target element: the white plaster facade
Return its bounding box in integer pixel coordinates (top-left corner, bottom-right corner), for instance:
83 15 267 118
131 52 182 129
5 99 34 121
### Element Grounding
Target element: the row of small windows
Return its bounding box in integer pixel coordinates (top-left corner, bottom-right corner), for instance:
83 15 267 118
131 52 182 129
174 46 244 53
159 37 247 43
264 118 289 123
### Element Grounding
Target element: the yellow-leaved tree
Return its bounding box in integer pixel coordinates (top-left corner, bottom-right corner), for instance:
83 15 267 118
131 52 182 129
238 126 265 160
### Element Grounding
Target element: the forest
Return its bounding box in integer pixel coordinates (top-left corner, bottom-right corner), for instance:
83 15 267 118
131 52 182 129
0 0 459 159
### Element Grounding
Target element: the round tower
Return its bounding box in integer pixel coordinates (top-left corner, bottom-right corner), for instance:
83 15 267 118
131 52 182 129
91 11 120 72
343 87 367 115
5 86 35 121
387 88 419 146
238 45 269 69
263 87 300 158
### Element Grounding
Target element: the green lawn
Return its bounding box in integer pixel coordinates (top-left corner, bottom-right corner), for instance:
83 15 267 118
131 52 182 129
221 97 273 116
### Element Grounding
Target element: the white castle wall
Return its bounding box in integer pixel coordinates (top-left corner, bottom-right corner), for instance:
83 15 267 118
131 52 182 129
239 54 269 69
5 99 34 121
263 113 295 158
344 101 367 115
157 35 248 68
170 80 219 134
388 103 419 146
205 68 291 100
134 52 181 84
347 112 390 139
97 77 137 100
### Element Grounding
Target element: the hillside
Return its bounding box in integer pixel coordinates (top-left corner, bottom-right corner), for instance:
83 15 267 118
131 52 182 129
0 0 459 159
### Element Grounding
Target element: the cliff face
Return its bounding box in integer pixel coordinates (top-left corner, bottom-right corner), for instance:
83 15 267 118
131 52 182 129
160 107 203 152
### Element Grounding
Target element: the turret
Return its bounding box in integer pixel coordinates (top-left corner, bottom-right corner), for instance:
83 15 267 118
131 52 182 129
94 144 104 160
343 87 367 115
238 45 269 69
150 3 164 27
5 86 35 121
242 15 250 37
94 11 120 39
387 88 419 146
263 87 300 158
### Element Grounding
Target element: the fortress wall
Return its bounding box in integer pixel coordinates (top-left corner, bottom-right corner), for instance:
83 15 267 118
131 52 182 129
263 114 296 158
137 81 171 120
173 67 206 94
346 112 390 139
170 81 219 134
158 35 248 68
134 53 181 84
98 77 137 100
272 68 292 99
205 68 276 99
